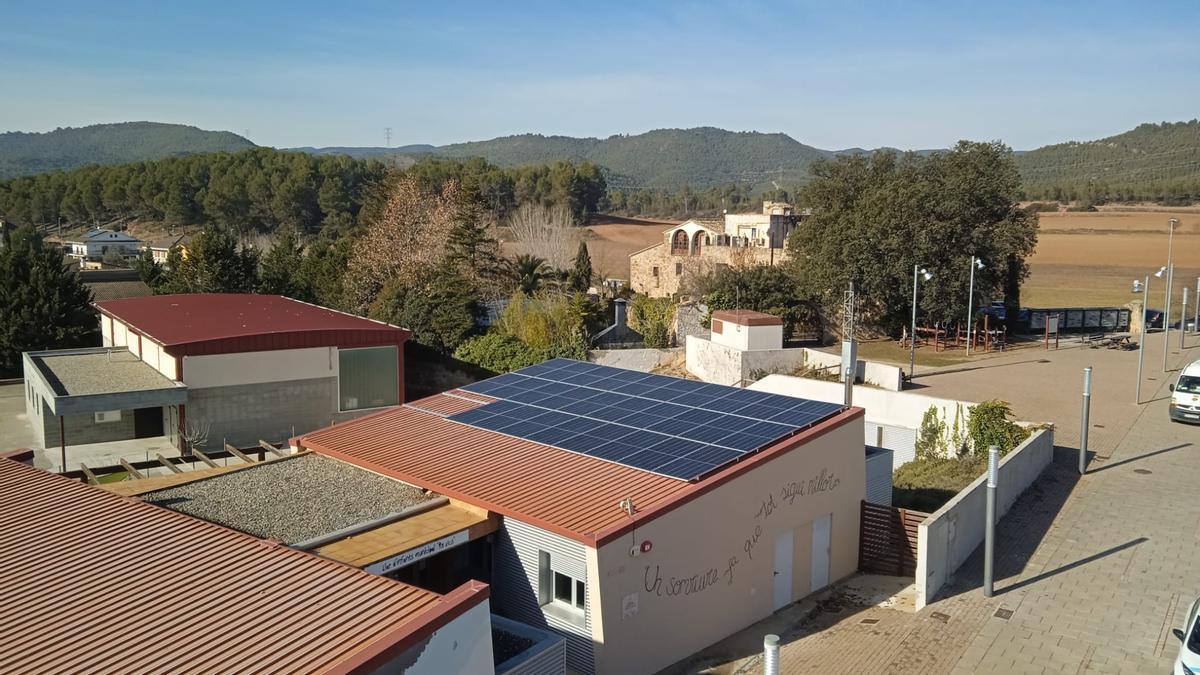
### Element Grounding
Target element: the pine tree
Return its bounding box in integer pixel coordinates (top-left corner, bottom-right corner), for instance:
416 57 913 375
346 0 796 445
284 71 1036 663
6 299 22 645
568 241 593 293
259 229 307 299
157 227 259 294
0 225 98 373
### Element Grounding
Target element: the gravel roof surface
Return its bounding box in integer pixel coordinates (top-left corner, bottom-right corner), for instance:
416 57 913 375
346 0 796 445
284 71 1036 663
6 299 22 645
33 350 178 396
142 454 434 544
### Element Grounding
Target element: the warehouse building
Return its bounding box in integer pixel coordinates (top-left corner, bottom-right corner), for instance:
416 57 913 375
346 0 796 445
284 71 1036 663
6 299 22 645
296 359 867 674
0 455 493 674
23 293 409 467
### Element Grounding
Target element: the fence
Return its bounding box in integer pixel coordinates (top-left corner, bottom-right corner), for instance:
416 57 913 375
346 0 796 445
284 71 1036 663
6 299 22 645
858 501 927 577
914 427 1055 608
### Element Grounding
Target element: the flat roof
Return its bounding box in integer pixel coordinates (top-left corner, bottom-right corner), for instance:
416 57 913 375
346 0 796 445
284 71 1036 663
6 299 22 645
0 458 485 674
314 501 499 569
94 294 410 353
711 309 784 326
30 348 179 397
141 453 436 545
297 390 861 547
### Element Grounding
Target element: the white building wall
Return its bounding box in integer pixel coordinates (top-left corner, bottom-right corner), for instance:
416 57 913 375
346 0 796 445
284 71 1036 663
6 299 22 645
112 321 128 348
181 347 335 389
388 600 495 675
100 316 112 346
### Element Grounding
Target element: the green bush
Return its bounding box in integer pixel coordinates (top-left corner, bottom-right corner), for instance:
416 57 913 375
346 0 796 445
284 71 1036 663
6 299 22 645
915 405 946 460
892 455 988 512
1024 201 1060 213
454 333 543 373
628 296 675 348
967 400 1030 456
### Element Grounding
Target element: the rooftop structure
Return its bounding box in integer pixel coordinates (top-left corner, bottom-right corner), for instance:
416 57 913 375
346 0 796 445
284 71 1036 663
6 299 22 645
29 348 181 397
95 293 409 355
0 457 492 674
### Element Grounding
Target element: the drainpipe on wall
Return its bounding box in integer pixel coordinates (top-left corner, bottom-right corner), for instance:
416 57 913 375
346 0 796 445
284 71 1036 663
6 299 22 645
763 635 780 675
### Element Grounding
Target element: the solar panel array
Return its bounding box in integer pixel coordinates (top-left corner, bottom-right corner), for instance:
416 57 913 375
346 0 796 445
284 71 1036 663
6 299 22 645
448 358 844 482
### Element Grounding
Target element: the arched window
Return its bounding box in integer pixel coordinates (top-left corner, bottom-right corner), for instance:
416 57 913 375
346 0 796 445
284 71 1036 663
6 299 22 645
670 229 690 255
691 232 705 256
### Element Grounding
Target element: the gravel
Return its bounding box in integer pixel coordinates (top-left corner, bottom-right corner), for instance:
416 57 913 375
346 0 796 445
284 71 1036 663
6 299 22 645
142 454 434 544
33 350 177 396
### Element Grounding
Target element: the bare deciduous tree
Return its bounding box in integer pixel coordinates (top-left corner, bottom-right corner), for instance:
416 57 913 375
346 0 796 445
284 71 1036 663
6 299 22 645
182 418 211 453
507 203 579 271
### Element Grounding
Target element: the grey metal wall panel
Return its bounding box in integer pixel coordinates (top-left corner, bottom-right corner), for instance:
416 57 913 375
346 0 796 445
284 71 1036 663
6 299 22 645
865 449 894 505
865 421 917 469
185 376 338 449
492 518 594 675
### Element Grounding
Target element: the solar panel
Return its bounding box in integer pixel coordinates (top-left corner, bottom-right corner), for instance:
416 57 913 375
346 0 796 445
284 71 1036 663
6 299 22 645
450 358 844 481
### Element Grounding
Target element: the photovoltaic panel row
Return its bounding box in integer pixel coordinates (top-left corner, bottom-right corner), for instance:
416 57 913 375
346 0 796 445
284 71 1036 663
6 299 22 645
450 358 844 481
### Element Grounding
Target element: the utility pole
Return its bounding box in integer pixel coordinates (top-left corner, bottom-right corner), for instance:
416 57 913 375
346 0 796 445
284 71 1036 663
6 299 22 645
385 127 392 148
842 283 857 407
1183 287 1190 349
1194 277 1199 335
909 266 931 384
983 444 998 597
1164 218 1178 371
1137 274 1149 404
1080 367 1092 475
966 256 984 356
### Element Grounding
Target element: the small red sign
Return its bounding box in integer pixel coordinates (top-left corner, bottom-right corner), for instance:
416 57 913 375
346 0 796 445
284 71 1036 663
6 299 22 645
640 540 653 553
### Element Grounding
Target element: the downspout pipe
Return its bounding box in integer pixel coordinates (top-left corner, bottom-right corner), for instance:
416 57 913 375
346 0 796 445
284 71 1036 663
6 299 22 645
292 496 449 550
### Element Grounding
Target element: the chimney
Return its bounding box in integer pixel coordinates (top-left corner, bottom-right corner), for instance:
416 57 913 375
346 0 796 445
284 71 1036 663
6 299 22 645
614 298 628 328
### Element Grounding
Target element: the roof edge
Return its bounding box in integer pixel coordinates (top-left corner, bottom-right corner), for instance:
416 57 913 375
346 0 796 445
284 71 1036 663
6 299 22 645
324 580 491 674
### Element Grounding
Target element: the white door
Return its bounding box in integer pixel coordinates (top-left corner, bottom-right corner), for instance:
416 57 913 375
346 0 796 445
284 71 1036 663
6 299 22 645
811 513 832 591
773 529 794 611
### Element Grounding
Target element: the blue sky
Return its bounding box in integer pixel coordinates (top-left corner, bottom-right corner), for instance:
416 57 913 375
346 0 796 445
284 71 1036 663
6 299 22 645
2 1 1197 150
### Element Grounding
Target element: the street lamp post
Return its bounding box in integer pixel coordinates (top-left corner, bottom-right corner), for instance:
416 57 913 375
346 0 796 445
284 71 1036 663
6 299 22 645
909 265 932 383
1137 274 1150 404
965 256 985 356
1164 218 1179 372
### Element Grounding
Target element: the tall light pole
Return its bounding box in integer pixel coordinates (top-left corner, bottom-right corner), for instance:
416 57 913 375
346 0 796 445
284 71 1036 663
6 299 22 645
909 265 932 383
1164 218 1179 372
1136 274 1150 404
965 256 985 356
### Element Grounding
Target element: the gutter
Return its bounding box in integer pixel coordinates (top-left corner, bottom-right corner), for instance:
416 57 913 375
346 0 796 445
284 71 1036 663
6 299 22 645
292 496 449 550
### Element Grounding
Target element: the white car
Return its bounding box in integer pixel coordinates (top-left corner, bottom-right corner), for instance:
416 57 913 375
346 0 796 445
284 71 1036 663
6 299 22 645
1169 362 1200 423
1174 597 1200 674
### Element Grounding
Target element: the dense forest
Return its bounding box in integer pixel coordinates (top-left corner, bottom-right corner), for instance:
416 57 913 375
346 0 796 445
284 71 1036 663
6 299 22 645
0 122 254 179
1015 120 1200 204
0 149 607 235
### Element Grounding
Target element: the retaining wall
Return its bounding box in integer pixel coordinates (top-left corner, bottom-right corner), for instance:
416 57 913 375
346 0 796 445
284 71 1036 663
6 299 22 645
914 427 1055 609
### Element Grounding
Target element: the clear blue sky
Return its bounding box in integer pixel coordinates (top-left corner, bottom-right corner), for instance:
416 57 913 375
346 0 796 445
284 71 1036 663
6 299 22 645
2 0 1197 150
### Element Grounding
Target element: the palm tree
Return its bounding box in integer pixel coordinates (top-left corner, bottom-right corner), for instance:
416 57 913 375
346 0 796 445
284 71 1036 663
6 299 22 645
512 254 549 294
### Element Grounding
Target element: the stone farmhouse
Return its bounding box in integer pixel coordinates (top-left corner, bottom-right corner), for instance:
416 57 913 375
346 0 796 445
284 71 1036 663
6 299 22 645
629 202 808 298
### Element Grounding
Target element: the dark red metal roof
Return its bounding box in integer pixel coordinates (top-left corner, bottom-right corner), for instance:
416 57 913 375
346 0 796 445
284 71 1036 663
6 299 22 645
298 392 862 546
0 458 487 674
95 294 410 356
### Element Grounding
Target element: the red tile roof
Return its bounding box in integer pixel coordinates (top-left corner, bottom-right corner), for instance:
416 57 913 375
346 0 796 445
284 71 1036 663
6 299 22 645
711 309 784 326
0 458 485 674
297 393 861 546
95 294 409 356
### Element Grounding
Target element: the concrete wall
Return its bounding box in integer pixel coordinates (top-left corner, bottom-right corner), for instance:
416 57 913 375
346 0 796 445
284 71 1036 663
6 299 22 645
185 377 349 449
685 335 808 387
915 428 1055 609
750 375 974 458
711 321 782 351
589 347 681 372
590 416 865 675
380 600 495 675
798 349 903 391
182 347 335 389
39 400 136 447
493 614 567 675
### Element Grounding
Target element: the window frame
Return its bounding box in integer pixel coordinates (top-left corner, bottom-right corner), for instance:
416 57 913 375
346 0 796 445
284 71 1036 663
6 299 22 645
538 550 587 625
337 345 400 413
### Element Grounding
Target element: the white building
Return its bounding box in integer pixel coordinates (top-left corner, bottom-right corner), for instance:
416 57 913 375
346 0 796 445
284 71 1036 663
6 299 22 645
65 228 142 262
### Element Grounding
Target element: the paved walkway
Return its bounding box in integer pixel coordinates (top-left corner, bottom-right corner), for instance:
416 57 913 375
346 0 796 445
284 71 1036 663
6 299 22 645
673 331 1200 674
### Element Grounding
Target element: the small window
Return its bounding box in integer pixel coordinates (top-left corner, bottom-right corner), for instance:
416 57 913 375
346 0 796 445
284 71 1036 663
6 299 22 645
94 410 122 423
675 262 683 275
652 266 659 277
538 550 586 618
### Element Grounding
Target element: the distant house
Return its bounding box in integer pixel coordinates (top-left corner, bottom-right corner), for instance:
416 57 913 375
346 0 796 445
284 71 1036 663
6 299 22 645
630 202 809 298
64 228 142 262
142 233 191 266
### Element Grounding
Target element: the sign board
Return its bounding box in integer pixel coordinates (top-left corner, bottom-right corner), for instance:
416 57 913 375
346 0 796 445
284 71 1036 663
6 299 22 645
365 529 470 575
1047 316 1059 333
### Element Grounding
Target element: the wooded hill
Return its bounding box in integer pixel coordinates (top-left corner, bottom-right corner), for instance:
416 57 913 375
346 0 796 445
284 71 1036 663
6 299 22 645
1014 120 1200 203
0 122 254 179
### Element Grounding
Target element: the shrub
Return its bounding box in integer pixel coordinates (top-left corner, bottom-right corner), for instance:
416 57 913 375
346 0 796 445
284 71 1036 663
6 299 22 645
915 405 946 460
967 400 1030 456
454 333 542 373
1024 201 1060 213
628 296 675 348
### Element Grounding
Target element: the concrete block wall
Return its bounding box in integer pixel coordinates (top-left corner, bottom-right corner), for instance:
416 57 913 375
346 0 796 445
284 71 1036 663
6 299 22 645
40 400 136 447
186 377 342 449
915 428 1055 608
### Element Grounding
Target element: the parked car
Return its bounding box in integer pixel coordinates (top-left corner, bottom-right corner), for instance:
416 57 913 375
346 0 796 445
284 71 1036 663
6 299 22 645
1146 308 1165 330
980 300 1007 323
1168 362 1200 423
1173 596 1200 674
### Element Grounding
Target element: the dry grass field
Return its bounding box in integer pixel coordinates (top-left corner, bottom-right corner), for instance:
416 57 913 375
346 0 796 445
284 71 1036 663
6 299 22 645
582 206 1200 313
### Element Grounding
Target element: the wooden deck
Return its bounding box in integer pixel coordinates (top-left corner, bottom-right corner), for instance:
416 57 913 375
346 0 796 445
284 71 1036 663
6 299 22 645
314 499 498 568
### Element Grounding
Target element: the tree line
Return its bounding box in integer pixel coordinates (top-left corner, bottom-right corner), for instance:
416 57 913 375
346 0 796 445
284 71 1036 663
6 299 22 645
0 149 608 236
